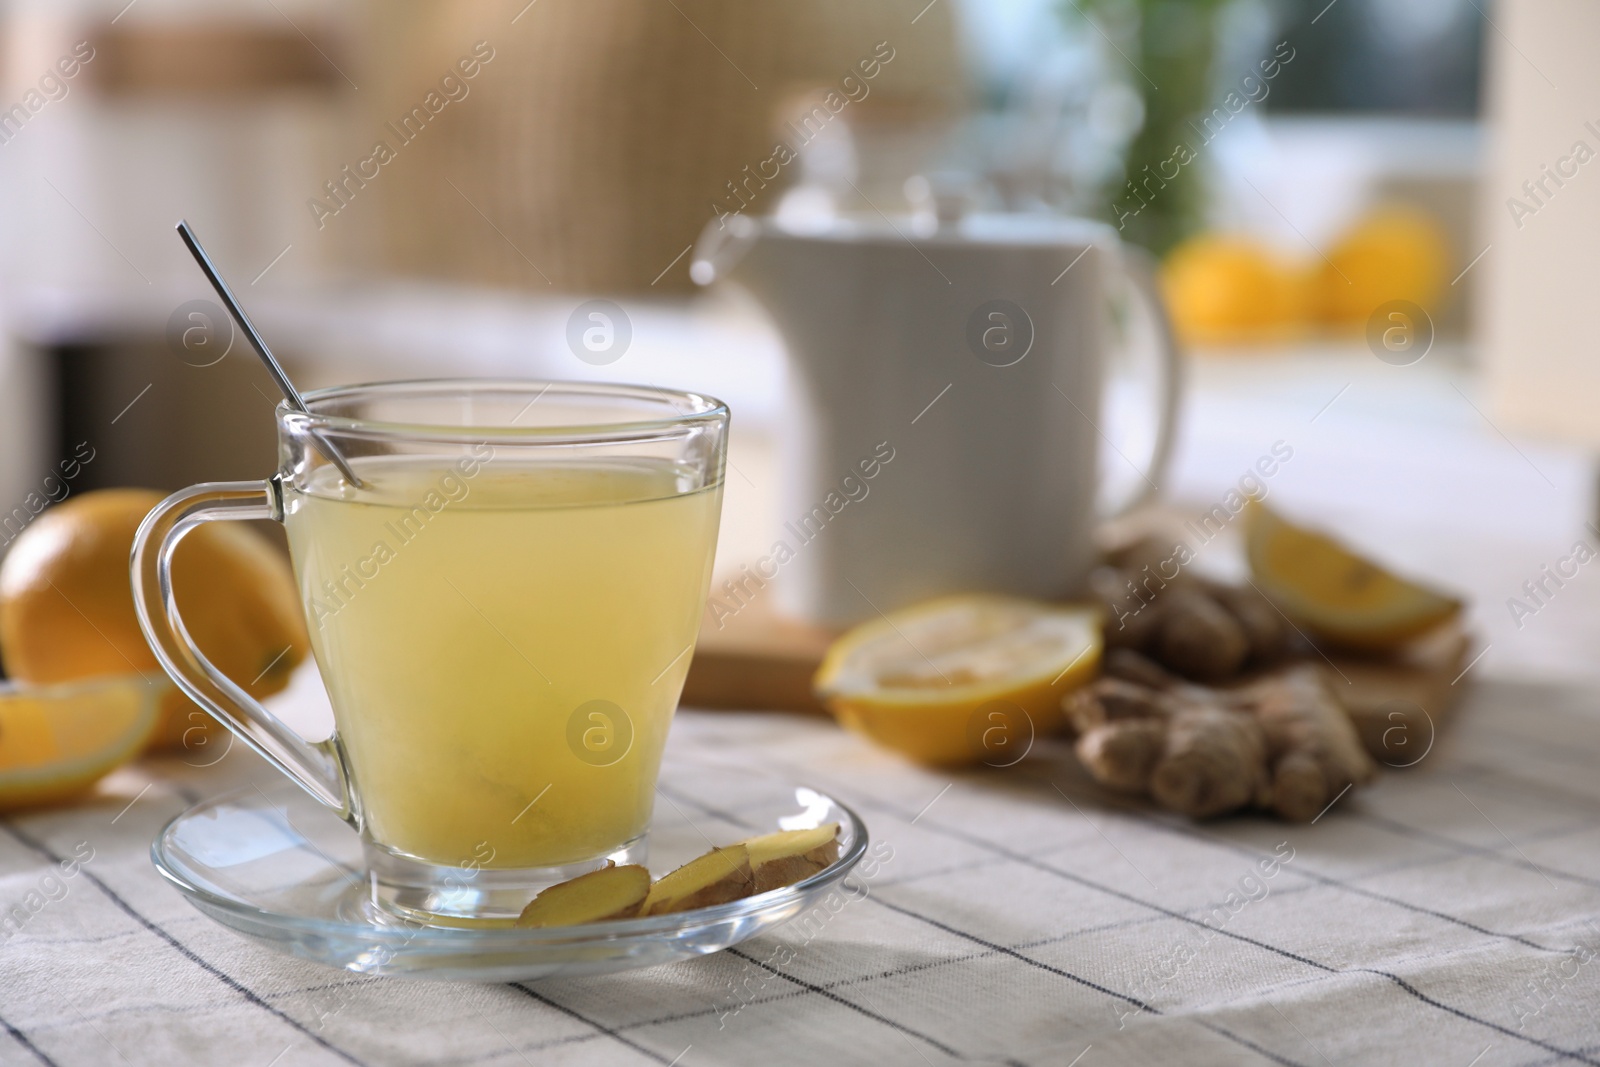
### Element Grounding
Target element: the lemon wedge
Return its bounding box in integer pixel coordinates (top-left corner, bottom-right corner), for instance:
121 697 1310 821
1246 503 1462 651
814 595 1101 767
0 675 163 810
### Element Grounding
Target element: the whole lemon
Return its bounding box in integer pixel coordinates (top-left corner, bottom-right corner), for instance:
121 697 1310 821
0 488 309 751
1160 234 1307 347
1316 207 1450 328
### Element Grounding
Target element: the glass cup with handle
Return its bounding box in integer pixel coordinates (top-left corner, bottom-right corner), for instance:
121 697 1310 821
132 380 728 923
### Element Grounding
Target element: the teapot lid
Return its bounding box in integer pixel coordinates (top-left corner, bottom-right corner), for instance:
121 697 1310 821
692 208 1121 287
716 208 1118 250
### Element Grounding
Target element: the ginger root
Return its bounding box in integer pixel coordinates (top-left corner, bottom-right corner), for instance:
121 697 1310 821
1074 719 1166 792
1210 584 1292 663
1149 705 1269 818
1090 539 1292 682
1156 592 1251 682
1246 666 1376 821
1066 662 1374 821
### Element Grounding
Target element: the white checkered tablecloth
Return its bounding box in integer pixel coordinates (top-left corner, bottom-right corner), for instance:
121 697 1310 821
2 675 1599 1067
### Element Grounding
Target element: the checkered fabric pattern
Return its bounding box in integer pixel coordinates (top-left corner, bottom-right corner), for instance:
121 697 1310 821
2 677 1598 1066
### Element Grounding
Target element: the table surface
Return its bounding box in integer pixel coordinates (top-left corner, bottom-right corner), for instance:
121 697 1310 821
6 350 1600 1066
3 672 1600 1067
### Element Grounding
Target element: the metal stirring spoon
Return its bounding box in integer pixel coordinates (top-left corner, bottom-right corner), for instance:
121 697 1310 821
175 220 365 488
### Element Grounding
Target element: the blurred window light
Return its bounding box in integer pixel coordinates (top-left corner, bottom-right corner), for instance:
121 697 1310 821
953 0 1074 103
957 0 1482 116
1265 0 1483 115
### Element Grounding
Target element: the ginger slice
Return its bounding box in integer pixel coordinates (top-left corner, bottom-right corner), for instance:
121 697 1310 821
642 844 754 916
515 862 651 928
739 823 841 893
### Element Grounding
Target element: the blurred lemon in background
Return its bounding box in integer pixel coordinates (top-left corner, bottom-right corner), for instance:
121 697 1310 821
0 488 308 751
1160 234 1308 347
1315 207 1450 328
1246 501 1462 650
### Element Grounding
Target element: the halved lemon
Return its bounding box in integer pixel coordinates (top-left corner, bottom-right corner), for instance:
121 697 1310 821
1246 503 1462 651
814 595 1101 767
0 674 164 810
0 487 308 752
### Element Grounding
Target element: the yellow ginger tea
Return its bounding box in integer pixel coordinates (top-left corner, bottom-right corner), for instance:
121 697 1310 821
282 450 721 868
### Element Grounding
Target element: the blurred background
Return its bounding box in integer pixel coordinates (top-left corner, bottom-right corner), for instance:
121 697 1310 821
0 0 1595 684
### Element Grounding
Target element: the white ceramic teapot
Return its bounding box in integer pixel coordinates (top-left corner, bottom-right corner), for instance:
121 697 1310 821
692 207 1179 626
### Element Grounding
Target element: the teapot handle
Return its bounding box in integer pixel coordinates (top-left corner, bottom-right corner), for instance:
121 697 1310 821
1098 244 1183 518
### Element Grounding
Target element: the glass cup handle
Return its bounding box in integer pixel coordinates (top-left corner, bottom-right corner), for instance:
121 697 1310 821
1098 243 1184 518
130 478 351 819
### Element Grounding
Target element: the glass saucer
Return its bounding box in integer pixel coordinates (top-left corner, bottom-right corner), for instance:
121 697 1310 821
151 761 868 981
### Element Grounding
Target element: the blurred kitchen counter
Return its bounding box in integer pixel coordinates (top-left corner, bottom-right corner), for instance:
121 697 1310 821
1168 345 1598 689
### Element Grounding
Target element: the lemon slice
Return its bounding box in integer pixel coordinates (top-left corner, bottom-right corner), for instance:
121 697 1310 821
0 675 163 810
814 595 1101 767
1246 503 1461 651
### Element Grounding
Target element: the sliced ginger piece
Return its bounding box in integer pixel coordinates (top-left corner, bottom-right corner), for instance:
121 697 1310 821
643 844 754 915
515 862 651 928
740 823 841 892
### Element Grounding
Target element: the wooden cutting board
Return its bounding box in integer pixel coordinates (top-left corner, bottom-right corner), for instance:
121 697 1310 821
1313 621 1474 765
681 598 1475 764
682 600 834 715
